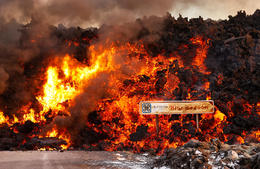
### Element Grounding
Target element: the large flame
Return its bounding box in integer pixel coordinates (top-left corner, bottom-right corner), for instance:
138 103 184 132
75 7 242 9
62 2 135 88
0 111 8 124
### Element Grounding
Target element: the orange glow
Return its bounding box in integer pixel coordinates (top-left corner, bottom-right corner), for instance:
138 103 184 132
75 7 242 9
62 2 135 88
36 66 78 117
42 127 71 150
214 109 226 124
248 130 260 142
236 136 245 144
22 109 37 123
191 36 210 75
12 115 19 124
0 111 8 125
203 82 210 90
47 128 58 138
257 102 260 115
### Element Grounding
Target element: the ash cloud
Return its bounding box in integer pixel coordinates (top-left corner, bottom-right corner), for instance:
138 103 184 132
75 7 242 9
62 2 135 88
0 0 175 27
0 16 57 114
0 0 258 27
0 0 174 114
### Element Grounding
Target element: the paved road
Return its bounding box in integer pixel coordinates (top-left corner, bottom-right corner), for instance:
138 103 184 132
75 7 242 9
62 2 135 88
0 151 151 169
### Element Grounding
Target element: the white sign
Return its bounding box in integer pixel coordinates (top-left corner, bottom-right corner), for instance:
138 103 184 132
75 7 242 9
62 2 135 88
140 100 214 115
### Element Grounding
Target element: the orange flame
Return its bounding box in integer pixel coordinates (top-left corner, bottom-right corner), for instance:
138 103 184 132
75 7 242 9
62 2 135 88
0 111 8 125
191 36 210 75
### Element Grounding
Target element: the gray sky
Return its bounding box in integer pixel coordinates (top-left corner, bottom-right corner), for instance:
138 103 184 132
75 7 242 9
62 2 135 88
170 0 258 20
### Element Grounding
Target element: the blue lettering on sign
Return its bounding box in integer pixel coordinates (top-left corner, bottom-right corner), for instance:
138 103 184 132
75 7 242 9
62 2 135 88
142 103 151 113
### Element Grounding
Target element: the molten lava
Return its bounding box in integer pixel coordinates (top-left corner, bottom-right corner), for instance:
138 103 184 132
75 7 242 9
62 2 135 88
0 35 258 152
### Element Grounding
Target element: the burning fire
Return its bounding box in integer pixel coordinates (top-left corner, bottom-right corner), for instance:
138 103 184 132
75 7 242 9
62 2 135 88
0 35 258 152
0 111 8 124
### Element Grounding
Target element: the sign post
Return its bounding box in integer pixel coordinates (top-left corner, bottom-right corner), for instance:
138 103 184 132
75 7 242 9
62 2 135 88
155 114 159 137
140 100 214 134
196 114 199 129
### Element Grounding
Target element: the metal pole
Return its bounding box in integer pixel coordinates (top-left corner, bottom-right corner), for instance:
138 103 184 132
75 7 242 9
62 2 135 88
196 114 199 129
155 114 159 137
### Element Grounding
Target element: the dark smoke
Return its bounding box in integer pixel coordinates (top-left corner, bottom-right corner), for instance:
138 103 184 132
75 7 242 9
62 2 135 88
0 0 175 26
0 0 174 110
0 0 174 116
0 0 258 27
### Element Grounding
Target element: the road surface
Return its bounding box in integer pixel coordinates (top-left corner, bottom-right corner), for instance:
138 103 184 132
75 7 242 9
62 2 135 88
0 151 151 169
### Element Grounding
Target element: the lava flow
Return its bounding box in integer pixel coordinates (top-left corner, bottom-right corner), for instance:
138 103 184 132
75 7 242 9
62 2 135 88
0 11 259 152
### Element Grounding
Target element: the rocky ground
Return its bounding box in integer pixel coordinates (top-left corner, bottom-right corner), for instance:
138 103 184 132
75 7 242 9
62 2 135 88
152 139 260 169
